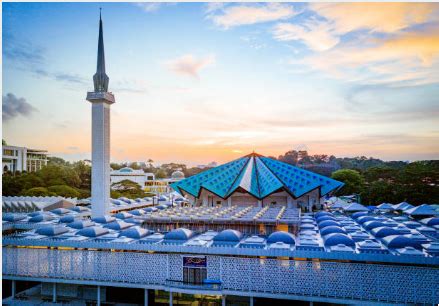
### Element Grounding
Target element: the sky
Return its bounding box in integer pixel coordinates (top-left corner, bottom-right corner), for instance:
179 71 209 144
2 2 439 166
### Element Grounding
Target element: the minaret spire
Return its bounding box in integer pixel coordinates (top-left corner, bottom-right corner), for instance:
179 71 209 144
93 8 109 92
86 9 115 218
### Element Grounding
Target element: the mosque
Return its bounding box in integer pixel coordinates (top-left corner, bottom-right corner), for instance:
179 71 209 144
2 13 439 306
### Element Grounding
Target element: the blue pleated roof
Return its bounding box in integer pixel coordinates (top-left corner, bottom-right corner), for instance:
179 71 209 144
171 153 344 199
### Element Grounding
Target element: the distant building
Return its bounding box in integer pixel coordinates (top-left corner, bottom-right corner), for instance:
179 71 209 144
197 162 217 169
2 145 48 173
145 170 185 194
110 167 152 188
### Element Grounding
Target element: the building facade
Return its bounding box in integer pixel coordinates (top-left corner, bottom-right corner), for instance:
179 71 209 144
172 153 343 212
110 167 152 188
2 145 48 173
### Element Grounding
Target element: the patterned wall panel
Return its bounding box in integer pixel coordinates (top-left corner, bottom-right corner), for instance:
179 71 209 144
3 247 438 304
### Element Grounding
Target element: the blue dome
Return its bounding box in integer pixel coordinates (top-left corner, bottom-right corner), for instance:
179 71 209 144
316 216 337 223
213 229 243 242
421 217 439 226
363 221 386 230
104 221 133 230
267 231 295 245
357 216 376 224
383 235 422 249
130 209 145 216
92 216 116 224
318 220 341 229
77 226 109 237
352 212 368 219
371 227 400 238
68 220 95 229
114 212 134 220
36 226 69 236
119 227 150 239
59 215 76 223
3 213 26 222
119 167 134 173
29 214 55 223
315 212 332 218
320 226 346 236
164 228 194 240
324 233 355 247
51 208 70 215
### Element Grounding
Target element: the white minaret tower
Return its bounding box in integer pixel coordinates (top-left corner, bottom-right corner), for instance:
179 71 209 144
86 11 115 218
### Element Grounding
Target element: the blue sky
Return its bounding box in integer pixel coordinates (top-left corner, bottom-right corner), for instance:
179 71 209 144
3 2 439 165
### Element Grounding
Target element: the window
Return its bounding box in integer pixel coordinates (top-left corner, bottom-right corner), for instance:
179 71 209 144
182 256 207 284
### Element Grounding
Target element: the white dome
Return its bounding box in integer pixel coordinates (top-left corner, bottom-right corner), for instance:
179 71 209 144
171 170 185 179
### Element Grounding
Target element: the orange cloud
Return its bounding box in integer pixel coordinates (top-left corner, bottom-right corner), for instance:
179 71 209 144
311 3 437 34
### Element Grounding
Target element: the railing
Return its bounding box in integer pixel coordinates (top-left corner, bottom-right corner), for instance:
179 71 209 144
166 279 222 291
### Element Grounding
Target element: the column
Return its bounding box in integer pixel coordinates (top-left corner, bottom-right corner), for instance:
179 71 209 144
11 280 16 299
222 295 226 306
144 289 149 306
169 291 173 306
257 200 262 208
227 197 232 207
52 283 57 303
97 285 101 306
250 296 254 306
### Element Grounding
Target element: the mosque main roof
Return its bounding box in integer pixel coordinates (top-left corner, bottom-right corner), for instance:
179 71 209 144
171 153 344 199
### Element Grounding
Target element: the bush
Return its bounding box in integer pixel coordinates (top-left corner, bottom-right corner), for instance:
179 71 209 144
47 185 81 198
23 187 56 196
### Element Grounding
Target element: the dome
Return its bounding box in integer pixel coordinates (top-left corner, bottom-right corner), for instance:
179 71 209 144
371 226 400 238
383 235 421 249
119 167 134 173
68 220 95 229
420 217 439 226
164 228 194 240
77 226 109 237
92 216 116 224
267 231 295 245
29 214 55 223
316 216 337 223
315 212 332 218
318 220 341 229
357 216 376 224
36 226 69 237
324 233 355 247
3 213 26 222
213 229 243 242
363 221 386 230
119 227 150 239
352 212 368 219
114 212 134 220
103 220 133 230
320 226 346 236
171 170 185 179
59 215 76 223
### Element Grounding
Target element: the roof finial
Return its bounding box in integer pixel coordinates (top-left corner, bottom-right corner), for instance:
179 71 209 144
93 8 109 92
99 7 102 20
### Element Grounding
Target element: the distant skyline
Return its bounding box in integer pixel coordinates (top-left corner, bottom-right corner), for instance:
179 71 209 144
3 2 439 166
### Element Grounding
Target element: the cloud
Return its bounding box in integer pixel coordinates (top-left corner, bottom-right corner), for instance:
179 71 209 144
273 19 339 51
135 2 176 13
296 27 439 86
209 3 296 29
166 54 215 78
2 93 38 122
3 32 45 66
54 73 87 85
311 3 437 34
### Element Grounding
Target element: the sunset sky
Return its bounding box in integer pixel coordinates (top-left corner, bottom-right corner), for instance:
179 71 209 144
3 2 439 166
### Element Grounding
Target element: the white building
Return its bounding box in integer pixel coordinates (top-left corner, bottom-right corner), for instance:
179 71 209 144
110 167 153 188
2 145 48 173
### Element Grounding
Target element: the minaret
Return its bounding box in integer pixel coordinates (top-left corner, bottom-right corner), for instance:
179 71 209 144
86 10 115 218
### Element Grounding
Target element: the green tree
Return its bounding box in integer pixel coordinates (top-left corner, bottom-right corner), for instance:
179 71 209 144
23 187 55 196
47 185 81 198
111 179 145 199
155 169 167 179
332 169 365 195
73 161 91 190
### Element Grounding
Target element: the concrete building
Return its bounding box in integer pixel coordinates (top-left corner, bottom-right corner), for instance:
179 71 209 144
110 167 153 188
145 171 185 194
86 12 115 218
2 145 48 173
